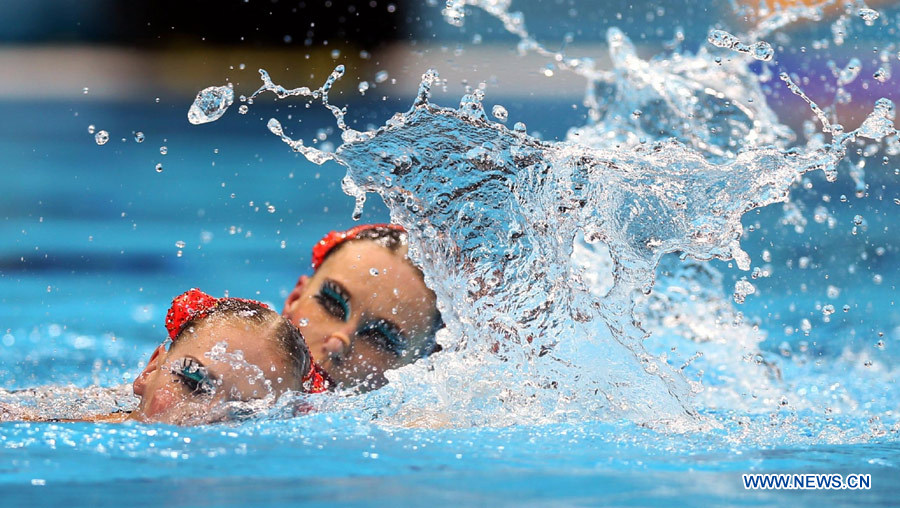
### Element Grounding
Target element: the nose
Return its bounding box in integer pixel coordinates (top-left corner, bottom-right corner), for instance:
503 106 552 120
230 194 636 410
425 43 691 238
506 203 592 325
322 331 352 358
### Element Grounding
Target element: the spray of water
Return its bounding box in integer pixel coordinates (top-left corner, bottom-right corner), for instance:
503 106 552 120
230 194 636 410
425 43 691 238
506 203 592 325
175 1 899 433
224 58 892 429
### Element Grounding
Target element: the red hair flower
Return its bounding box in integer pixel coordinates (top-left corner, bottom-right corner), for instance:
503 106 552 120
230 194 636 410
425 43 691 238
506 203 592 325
164 288 269 341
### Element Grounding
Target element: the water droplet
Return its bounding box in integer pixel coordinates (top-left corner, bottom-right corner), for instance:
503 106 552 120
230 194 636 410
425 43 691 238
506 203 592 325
187 85 234 125
750 41 774 62
298 318 309 327
369 268 379 276
238 105 249 115
159 145 168 155
800 319 812 334
857 7 879 24
87 124 96 134
267 205 276 213
707 29 737 48
267 118 283 136
175 240 186 249
155 163 163 173
94 130 109 145
822 304 835 316
82 87 89 94
852 214 864 226
491 105 508 122
375 71 389 83
875 339 885 350
358 81 370 94
838 58 862 85
331 49 341 59
733 279 755 304
134 131 145 143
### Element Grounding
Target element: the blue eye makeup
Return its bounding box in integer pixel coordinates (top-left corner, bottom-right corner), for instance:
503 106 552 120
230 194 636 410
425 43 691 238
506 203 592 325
359 319 406 356
315 279 351 321
173 358 214 394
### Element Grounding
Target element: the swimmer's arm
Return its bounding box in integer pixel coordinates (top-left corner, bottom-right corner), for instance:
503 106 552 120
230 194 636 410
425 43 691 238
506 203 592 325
1 404 131 423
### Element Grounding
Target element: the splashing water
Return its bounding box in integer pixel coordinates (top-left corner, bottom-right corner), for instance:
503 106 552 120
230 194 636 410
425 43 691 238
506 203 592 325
179 1 899 434
706 29 774 61
228 60 894 429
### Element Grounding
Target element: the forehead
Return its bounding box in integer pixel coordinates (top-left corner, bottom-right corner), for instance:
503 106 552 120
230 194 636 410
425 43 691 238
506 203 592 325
173 319 285 371
317 240 437 330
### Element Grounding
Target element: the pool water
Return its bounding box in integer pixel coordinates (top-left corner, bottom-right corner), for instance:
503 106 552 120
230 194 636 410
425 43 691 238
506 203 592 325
3 1 900 504
1 92 896 505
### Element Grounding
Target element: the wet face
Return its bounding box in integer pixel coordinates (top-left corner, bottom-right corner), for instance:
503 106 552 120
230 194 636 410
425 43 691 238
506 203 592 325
283 240 438 390
131 318 300 425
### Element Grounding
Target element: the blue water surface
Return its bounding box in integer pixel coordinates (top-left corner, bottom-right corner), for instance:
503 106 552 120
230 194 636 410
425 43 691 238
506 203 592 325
1 89 898 506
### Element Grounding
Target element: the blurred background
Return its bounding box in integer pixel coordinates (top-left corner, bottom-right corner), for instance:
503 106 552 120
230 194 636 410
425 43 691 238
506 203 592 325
0 0 897 385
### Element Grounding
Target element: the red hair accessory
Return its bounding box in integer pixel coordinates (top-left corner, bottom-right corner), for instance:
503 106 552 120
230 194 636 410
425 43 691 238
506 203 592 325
302 362 330 393
165 288 269 341
311 223 406 270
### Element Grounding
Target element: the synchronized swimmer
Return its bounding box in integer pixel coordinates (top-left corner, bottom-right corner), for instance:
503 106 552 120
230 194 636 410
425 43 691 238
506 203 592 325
1 224 443 425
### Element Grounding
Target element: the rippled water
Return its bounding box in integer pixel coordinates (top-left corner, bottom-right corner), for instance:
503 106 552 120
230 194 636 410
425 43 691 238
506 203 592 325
2 0 898 504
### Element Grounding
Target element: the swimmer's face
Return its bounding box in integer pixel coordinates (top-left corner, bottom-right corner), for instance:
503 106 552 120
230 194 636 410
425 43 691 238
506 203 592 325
283 239 438 390
131 318 300 425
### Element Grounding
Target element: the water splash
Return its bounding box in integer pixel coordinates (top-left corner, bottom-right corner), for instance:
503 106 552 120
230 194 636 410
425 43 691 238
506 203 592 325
177 0 899 432
706 29 774 61
94 130 109 146
187 84 234 125
241 59 895 428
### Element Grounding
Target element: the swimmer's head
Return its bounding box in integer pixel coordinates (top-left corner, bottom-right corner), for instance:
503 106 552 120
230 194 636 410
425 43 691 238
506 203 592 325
283 224 443 391
131 289 319 425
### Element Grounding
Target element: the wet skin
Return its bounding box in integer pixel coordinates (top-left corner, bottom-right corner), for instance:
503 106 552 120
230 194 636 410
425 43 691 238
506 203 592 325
283 240 438 390
131 317 300 425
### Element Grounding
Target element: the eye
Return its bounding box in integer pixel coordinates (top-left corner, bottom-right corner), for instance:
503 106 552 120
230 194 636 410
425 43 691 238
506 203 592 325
359 319 405 356
173 358 214 395
315 280 351 321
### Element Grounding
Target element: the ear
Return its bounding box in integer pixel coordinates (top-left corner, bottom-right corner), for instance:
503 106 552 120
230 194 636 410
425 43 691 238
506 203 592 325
133 343 167 397
283 275 310 318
